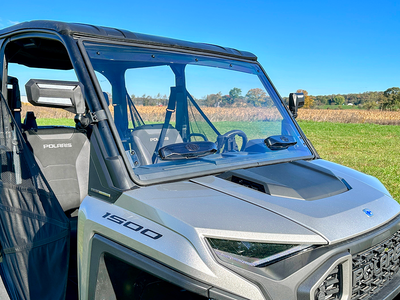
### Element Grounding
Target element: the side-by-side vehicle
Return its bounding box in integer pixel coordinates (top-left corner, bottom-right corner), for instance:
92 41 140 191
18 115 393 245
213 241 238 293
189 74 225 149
0 20 399 300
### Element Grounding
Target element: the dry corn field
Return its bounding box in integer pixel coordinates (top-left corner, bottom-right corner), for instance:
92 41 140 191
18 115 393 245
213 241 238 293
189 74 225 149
134 106 283 123
297 109 400 125
21 103 75 119
21 103 400 125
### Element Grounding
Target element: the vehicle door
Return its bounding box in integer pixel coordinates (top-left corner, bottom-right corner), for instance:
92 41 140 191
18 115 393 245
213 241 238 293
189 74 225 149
0 37 70 300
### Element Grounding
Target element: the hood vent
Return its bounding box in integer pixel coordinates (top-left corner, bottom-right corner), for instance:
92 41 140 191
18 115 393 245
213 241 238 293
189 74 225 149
218 160 350 201
231 176 266 193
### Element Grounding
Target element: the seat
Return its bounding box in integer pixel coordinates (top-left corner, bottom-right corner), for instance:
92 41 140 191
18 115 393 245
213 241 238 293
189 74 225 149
22 111 38 131
24 127 90 212
131 124 183 165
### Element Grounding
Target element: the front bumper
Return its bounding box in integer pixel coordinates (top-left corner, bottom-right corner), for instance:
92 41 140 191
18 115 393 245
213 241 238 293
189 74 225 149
210 213 400 300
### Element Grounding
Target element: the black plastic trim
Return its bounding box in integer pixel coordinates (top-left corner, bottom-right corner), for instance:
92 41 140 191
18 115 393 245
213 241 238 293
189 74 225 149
88 129 125 203
209 288 249 300
88 234 250 300
0 38 6 95
0 21 257 61
88 234 210 299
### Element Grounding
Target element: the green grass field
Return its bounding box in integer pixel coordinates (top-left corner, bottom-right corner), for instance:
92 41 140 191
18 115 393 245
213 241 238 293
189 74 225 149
36 118 75 126
36 118 400 201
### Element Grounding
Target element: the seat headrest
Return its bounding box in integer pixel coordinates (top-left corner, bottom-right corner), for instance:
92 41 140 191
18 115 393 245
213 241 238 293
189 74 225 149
22 111 37 131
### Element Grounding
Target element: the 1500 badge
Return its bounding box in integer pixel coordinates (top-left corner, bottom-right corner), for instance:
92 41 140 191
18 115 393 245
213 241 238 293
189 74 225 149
102 212 163 240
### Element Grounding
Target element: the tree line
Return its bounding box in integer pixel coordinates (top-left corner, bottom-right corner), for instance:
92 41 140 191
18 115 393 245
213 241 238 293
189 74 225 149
130 87 400 111
288 87 400 110
131 87 274 108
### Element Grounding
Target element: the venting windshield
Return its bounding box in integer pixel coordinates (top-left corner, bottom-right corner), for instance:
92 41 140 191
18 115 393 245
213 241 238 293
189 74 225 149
84 42 313 183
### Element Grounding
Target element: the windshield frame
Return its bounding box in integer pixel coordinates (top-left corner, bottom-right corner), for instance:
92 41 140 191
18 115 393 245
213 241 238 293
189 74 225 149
78 37 316 186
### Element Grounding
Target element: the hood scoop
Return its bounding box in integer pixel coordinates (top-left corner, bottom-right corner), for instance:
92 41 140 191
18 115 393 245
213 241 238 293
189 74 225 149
218 160 349 201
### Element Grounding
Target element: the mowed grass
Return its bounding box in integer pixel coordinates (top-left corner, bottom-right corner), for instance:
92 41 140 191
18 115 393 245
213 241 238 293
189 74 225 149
298 121 400 201
35 118 400 201
36 118 75 127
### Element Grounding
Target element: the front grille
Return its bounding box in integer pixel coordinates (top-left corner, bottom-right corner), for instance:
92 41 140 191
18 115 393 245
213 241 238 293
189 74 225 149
314 265 341 300
351 230 400 300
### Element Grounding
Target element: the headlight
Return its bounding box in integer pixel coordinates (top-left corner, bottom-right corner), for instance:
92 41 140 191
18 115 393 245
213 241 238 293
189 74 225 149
207 238 313 268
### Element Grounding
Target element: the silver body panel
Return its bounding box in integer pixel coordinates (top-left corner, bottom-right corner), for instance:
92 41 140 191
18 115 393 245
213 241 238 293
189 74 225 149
78 196 265 300
78 159 400 300
192 172 399 244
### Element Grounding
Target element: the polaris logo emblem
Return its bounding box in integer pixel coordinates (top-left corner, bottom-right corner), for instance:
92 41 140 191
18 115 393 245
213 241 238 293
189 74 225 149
363 209 373 217
43 143 72 149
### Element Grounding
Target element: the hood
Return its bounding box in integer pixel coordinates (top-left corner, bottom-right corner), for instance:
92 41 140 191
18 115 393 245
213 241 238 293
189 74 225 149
191 159 400 244
115 159 400 245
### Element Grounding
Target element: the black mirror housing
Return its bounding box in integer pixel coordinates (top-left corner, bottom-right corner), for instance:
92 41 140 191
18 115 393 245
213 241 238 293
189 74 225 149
25 79 85 115
288 93 304 118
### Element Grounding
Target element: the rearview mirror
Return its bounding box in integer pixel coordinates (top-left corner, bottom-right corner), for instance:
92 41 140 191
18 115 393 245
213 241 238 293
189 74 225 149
288 93 304 119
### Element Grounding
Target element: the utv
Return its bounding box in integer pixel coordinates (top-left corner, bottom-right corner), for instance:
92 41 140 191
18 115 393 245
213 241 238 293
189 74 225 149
0 20 399 300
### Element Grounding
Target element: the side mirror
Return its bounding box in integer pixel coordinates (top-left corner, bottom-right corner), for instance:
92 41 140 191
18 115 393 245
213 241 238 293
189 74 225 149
288 93 304 119
25 79 85 115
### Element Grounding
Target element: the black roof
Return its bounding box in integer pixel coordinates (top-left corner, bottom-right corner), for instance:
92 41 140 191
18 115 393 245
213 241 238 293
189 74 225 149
0 20 257 61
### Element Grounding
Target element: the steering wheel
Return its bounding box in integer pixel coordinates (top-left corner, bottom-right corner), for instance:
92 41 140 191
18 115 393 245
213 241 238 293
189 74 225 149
217 130 248 152
188 133 208 141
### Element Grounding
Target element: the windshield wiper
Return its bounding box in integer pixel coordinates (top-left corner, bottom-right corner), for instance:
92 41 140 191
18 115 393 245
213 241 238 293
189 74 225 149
159 141 217 160
264 135 297 150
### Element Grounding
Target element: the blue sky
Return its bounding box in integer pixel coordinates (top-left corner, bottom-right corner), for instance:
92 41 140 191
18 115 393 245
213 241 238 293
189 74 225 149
1 0 399 96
